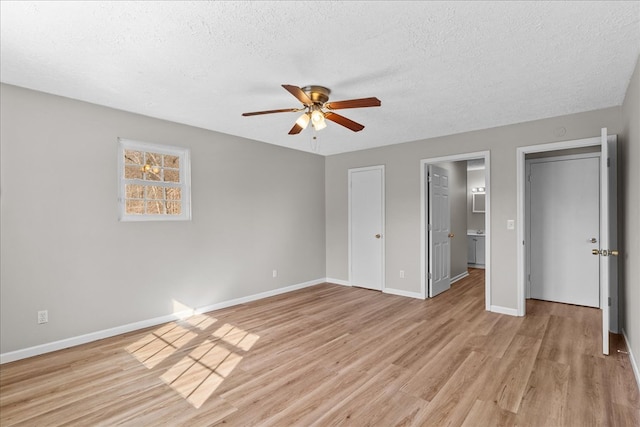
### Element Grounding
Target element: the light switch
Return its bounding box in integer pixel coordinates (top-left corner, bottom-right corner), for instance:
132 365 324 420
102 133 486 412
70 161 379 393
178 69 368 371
507 220 515 230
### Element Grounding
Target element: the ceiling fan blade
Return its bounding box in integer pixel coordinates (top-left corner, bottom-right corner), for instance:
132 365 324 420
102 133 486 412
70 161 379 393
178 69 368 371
282 84 313 105
325 97 381 110
242 108 301 116
324 112 365 132
288 122 304 135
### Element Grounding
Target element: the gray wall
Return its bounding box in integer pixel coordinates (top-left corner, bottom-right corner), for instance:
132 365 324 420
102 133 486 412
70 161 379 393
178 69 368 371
326 107 622 309
467 168 486 231
621 55 639 372
0 84 326 354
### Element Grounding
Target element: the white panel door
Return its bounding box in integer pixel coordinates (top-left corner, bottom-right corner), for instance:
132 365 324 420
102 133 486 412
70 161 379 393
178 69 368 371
528 155 600 307
599 128 618 355
428 165 451 297
349 166 384 291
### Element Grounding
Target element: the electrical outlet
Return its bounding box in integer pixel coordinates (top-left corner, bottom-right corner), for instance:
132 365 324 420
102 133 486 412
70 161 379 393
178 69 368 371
399 270 405 279
37 310 48 324
272 269 278 278
507 219 515 230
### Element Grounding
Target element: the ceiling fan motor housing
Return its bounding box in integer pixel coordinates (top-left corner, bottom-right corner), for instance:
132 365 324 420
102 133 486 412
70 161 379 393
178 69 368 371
302 85 331 105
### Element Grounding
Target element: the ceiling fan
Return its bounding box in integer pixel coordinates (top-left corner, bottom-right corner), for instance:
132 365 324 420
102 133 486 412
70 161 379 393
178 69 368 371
242 85 381 135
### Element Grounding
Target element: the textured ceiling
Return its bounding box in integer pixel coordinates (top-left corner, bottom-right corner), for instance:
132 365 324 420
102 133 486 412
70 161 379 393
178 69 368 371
1 1 639 156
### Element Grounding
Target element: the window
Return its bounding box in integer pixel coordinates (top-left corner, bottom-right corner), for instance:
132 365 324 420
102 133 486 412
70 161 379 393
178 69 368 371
118 138 191 221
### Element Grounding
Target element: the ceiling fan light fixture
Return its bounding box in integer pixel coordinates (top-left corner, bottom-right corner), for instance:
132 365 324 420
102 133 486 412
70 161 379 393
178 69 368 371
311 109 327 130
312 118 327 131
295 112 310 129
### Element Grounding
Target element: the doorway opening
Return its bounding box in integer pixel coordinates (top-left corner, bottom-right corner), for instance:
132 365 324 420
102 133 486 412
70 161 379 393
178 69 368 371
420 151 491 311
525 151 601 308
517 130 618 355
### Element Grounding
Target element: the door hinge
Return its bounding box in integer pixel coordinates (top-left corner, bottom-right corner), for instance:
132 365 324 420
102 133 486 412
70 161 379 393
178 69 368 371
607 157 610 167
528 174 532 182
527 274 531 283
428 273 432 280
608 297 611 306
428 224 432 231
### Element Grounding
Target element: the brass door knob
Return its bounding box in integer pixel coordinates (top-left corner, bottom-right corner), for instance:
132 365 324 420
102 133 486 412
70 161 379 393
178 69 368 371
448 233 455 238
590 238 597 243
592 249 620 256
375 234 381 239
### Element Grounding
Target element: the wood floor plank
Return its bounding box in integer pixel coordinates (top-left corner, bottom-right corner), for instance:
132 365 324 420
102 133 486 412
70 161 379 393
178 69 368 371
515 358 570 426
460 399 516 427
409 351 494 426
1 268 638 426
308 363 415 426
399 330 472 401
478 334 542 413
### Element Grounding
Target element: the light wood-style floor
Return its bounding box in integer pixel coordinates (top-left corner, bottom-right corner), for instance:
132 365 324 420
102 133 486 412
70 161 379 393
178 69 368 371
1 269 639 426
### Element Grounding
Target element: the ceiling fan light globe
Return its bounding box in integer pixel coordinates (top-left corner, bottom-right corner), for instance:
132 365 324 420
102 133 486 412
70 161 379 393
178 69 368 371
312 119 327 131
311 110 324 124
295 113 310 129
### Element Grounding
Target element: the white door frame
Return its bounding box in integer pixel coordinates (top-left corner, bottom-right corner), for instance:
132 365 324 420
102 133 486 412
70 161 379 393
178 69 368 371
348 165 385 291
420 151 491 310
516 135 615 317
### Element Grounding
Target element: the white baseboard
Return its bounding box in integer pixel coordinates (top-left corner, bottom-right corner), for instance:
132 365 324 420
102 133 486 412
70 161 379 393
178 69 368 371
0 278 325 365
490 305 519 316
622 328 640 391
326 277 351 287
195 278 326 314
383 287 423 299
451 271 470 284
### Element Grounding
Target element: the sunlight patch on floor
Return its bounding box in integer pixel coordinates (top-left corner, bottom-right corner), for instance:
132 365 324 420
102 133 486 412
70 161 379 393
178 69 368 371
126 323 198 368
126 314 259 408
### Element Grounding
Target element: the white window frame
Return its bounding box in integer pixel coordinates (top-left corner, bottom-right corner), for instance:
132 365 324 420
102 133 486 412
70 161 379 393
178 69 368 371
118 138 192 221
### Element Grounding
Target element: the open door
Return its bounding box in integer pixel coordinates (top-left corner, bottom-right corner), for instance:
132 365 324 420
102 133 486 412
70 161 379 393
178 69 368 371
598 128 618 355
428 165 451 297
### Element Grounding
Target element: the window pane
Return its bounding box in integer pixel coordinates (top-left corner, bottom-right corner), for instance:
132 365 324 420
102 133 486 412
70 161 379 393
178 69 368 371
145 170 161 181
125 165 143 179
166 187 182 200
146 200 164 214
126 184 145 199
166 202 182 215
124 150 143 165
164 169 180 183
146 152 162 167
164 155 179 168
146 186 165 200
126 200 145 214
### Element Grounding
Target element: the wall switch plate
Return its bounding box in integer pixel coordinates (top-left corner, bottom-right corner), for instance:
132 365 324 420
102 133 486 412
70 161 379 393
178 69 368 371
272 269 278 278
38 310 48 324
507 220 515 230
399 270 405 279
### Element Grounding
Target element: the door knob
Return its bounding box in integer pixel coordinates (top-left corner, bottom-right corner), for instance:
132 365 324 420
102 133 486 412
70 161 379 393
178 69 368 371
590 238 597 243
448 233 455 238
592 249 620 256
375 234 381 239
